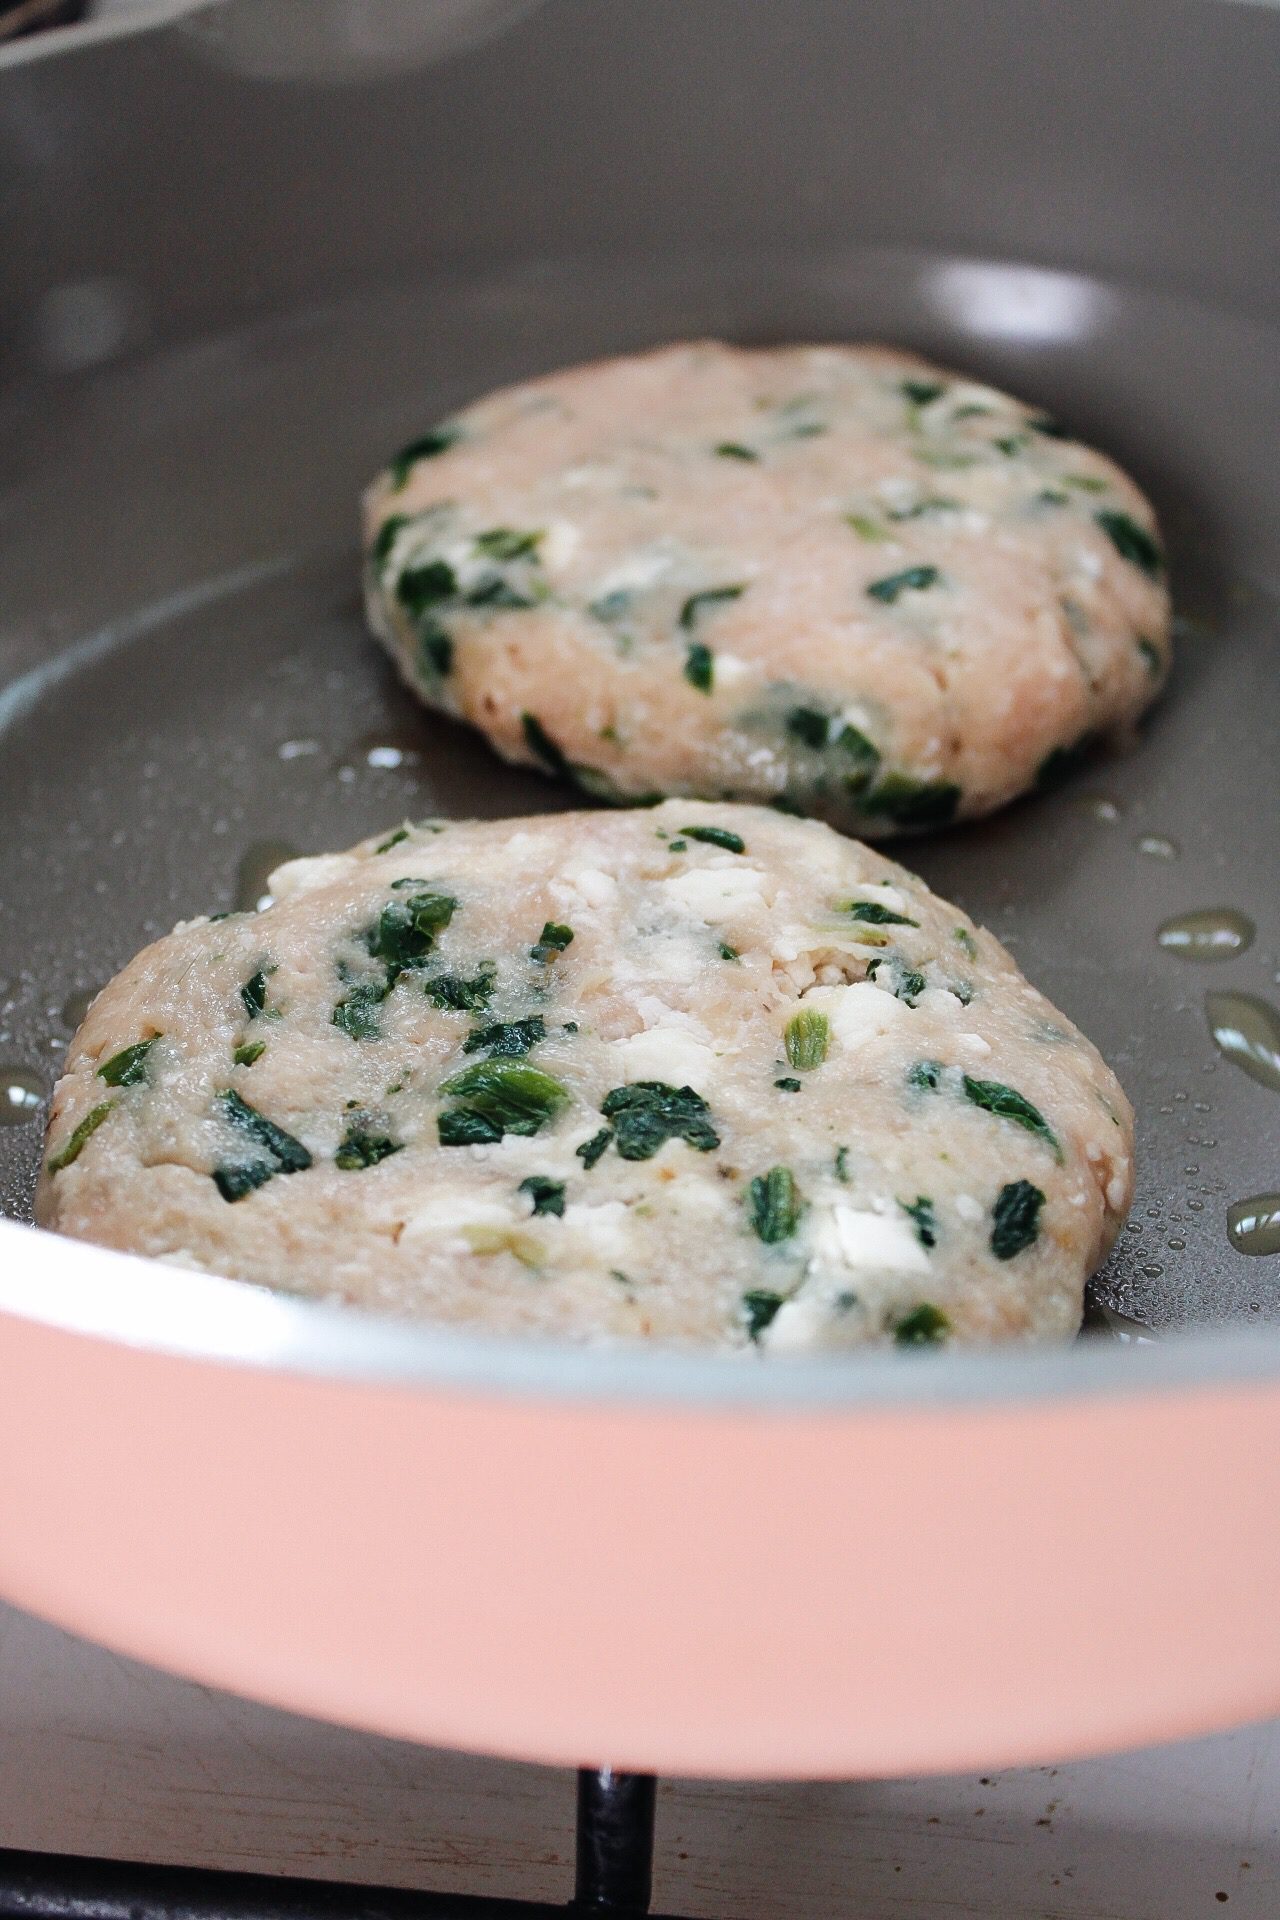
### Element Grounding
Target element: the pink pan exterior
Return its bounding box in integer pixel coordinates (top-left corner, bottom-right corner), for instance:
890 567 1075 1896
1 1220 1279 1781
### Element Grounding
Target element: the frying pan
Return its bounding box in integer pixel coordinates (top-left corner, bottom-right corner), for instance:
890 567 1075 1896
0 0 1277 1783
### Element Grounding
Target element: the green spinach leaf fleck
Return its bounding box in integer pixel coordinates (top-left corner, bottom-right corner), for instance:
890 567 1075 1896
866 565 943 604
784 1008 829 1071
519 1175 566 1218
990 1179 1046 1259
748 1165 801 1244
97 1038 158 1088
47 1101 114 1174
463 1015 546 1058
894 1303 951 1346
681 824 745 853
599 1081 720 1160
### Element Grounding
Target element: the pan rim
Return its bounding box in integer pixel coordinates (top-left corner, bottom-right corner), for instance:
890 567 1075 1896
3 1215 1278 1410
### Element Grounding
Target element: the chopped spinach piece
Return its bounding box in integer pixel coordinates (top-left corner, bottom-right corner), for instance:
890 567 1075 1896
46 1101 114 1173
962 1076 1061 1159
1095 510 1164 579
715 441 758 461
785 1007 829 1071
213 1161 274 1202
390 427 458 487
1036 734 1099 791
475 527 541 561
521 712 571 777
681 824 745 853
1036 488 1070 507
894 1303 951 1346
376 826 410 854
465 575 538 610
1137 636 1163 677
846 900 917 927
990 1179 1046 1259
679 584 745 630
861 774 961 830
217 1089 312 1174
423 965 496 1012
369 889 457 976
438 1059 569 1143
902 379 945 407
992 434 1029 456
774 1076 802 1092
419 623 454 679
834 1145 851 1182
838 726 881 790
531 921 574 964
866 565 943 604
599 1080 720 1160
748 1165 801 1244
769 793 807 817
684 642 714 692
437 1107 504 1147
787 706 831 749
519 1175 566 1218
868 955 927 1005
718 942 740 962
888 497 962 520
372 515 409 565
577 1127 612 1169
742 1289 785 1340
332 978 390 1040
233 1040 265 1068
397 557 458 616
900 1195 937 1249
98 1037 158 1088
335 1122 402 1171
668 839 688 852
240 970 271 1020
1027 413 1069 439
845 513 886 542
953 925 979 959
463 1015 546 1058
908 1059 945 1091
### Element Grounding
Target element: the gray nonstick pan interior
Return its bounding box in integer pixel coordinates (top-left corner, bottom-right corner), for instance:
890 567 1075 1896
0 0 1276 1337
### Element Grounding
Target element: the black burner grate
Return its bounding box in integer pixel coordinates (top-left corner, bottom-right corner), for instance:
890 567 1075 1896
0 1770 687 1920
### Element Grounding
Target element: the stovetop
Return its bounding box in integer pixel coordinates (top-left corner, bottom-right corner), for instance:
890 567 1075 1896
0 1598 1273 1919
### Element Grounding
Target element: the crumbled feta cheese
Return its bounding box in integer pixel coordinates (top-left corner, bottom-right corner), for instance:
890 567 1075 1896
799 981 912 1048
815 1204 932 1276
664 865 767 924
616 1026 719 1084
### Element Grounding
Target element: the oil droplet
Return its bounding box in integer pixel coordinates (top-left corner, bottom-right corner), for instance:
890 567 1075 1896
357 727 423 771
1227 1195 1280 1258
61 987 99 1029
1141 1262 1165 1279
1204 991 1280 1094
277 737 320 762
1081 795 1122 823
0 1067 45 1125
1136 834 1179 860
1158 907 1255 962
235 839 301 914
1080 1299 1159 1342
1167 1238 1186 1251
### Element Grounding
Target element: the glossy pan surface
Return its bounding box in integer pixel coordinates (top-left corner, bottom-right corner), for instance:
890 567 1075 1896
0 0 1276 1777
